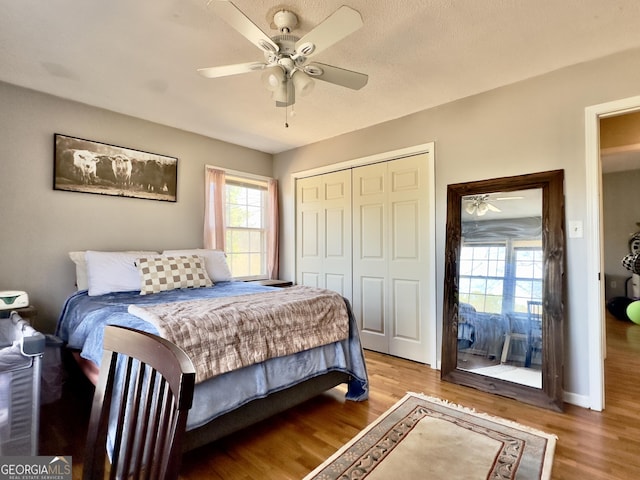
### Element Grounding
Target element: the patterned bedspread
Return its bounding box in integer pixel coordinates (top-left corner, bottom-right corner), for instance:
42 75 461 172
56 282 368 432
128 285 349 382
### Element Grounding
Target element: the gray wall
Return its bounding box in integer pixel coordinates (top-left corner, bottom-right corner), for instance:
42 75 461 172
274 47 640 404
603 169 640 299
0 81 272 332
4 46 640 406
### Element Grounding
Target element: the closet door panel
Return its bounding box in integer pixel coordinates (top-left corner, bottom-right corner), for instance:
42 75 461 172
392 200 419 259
360 204 384 258
323 170 352 299
325 274 347 296
296 170 352 300
297 151 434 364
392 279 420 340
387 155 431 363
359 275 388 352
353 163 388 352
300 272 320 287
296 176 324 288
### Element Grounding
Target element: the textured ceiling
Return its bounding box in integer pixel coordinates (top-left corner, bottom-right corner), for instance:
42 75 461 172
2 1 640 154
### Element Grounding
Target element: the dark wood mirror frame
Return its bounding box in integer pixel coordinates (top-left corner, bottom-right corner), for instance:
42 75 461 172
441 169 565 412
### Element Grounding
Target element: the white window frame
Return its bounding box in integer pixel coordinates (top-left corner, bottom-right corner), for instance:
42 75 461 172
460 240 543 314
208 166 273 280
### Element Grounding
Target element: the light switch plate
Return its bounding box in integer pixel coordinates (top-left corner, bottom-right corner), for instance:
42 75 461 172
569 220 583 238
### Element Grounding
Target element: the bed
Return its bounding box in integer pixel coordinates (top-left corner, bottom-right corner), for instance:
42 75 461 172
56 250 369 452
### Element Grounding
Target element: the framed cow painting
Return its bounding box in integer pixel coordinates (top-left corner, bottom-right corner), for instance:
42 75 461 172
53 134 178 202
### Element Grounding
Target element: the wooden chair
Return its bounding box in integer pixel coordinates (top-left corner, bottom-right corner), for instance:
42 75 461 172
500 313 529 365
524 300 543 368
83 325 196 480
500 301 543 367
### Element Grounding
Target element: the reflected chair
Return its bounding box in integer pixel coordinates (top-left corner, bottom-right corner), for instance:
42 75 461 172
525 300 543 368
457 303 477 350
82 325 196 480
500 313 529 365
500 301 543 367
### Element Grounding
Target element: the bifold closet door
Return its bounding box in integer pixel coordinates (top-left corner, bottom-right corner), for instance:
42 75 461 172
352 154 431 363
295 170 352 299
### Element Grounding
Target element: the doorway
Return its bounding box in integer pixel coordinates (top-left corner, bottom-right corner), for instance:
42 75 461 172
585 95 640 411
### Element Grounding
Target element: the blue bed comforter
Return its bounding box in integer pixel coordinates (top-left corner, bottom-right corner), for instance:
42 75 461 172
56 282 368 430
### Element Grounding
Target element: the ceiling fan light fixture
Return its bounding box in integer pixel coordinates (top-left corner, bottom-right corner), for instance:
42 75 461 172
465 202 476 215
274 80 295 106
261 66 285 91
292 70 315 96
477 202 489 216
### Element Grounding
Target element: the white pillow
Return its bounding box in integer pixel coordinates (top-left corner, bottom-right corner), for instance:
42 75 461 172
69 251 89 290
162 249 233 282
84 250 159 296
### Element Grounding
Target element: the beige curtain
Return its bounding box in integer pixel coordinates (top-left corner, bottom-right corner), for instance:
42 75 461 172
203 167 226 250
267 178 279 279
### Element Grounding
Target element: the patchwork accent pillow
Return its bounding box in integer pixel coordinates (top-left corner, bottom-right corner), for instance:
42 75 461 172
136 255 213 295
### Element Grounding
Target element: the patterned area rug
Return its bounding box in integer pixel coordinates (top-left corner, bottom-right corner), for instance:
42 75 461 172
304 393 556 480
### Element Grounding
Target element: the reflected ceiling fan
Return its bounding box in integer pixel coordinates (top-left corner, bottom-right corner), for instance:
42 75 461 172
198 1 368 109
464 194 525 216
464 195 502 216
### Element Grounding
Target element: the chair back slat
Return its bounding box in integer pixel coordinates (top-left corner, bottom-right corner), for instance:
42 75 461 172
83 326 196 480
153 383 174 478
132 367 156 476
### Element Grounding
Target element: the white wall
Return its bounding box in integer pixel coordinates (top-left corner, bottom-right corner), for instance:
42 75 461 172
0 81 272 331
603 169 640 299
273 47 640 404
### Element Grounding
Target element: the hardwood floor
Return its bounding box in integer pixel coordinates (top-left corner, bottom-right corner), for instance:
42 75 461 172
41 313 640 479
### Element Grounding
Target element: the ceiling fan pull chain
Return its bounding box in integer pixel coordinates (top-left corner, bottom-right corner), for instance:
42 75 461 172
284 80 290 128
284 100 289 128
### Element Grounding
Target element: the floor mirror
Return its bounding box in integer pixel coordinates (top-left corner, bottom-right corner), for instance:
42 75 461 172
441 170 565 411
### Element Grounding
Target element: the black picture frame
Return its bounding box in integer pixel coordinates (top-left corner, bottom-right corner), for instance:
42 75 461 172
53 134 178 202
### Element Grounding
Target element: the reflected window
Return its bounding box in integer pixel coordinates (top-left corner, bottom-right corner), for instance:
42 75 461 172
459 244 506 313
513 246 543 312
460 242 542 314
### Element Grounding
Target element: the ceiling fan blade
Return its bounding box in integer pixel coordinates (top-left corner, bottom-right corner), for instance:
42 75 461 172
295 6 363 58
487 203 501 212
304 63 368 90
209 0 279 54
198 62 267 78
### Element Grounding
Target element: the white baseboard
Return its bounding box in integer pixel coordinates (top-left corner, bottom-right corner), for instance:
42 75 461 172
563 390 593 410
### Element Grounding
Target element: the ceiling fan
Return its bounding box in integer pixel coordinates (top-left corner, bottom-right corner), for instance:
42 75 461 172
464 194 526 216
198 1 368 108
464 195 502 216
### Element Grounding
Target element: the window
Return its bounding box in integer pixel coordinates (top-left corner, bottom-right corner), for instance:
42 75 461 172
205 167 278 280
459 244 506 314
513 246 543 312
459 241 542 314
224 176 268 279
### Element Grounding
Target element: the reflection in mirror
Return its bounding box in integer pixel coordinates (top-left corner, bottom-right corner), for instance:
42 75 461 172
457 189 543 389
441 170 565 412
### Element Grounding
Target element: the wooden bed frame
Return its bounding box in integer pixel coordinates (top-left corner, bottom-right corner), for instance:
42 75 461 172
182 370 350 451
71 350 352 452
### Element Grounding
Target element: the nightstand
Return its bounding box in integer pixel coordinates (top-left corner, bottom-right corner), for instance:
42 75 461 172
246 279 293 288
